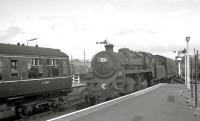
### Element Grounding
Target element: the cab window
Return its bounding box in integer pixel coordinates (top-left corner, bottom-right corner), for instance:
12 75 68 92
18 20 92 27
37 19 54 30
47 59 59 77
11 60 18 76
28 58 43 78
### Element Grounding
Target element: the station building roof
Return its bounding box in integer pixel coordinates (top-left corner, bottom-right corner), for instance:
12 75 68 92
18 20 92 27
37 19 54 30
0 43 68 58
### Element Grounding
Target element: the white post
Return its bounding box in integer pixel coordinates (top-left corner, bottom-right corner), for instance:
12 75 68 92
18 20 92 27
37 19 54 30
176 51 182 77
185 54 187 84
186 37 190 89
178 62 181 76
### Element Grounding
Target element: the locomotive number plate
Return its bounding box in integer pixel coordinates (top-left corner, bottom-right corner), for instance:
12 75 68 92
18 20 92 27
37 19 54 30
99 57 107 62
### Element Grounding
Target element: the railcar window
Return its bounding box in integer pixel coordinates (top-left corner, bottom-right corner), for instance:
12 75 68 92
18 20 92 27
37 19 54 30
47 59 59 77
28 58 43 78
11 60 18 76
0 60 3 80
63 60 69 75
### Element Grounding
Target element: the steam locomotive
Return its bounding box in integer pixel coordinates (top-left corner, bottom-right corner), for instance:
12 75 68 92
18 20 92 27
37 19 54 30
85 44 177 105
0 43 72 119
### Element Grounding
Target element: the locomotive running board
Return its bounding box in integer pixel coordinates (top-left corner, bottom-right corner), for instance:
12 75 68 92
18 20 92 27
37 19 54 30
47 83 167 121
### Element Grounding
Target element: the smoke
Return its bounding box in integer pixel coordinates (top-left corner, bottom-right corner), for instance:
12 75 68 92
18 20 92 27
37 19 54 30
0 26 24 42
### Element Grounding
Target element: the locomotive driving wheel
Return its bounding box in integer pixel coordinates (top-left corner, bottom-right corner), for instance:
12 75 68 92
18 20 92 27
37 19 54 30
136 74 148 90
124 77 136 94
141 77 148 89
17 105 33 118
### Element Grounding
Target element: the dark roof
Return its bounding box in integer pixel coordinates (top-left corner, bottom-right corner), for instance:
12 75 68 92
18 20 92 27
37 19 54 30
0 43 68 58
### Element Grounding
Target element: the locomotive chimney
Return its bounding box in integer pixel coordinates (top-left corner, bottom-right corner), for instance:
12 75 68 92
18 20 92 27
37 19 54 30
105 44 114 52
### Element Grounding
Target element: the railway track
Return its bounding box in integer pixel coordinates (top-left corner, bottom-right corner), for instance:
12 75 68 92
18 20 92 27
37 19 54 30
0 86 86 121
15 102 87 121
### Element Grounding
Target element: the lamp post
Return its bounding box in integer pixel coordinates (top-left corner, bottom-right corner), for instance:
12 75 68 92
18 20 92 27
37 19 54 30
186 36 190 89
27 38 38 46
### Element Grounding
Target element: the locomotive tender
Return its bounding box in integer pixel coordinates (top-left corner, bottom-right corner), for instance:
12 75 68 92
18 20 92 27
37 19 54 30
86 44 177 105
0 43 71 119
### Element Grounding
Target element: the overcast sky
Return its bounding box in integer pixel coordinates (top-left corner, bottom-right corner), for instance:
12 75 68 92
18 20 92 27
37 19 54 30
0 0 200 59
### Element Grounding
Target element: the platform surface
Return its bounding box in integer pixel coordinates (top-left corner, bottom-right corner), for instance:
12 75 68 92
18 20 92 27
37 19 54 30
48 84 200 121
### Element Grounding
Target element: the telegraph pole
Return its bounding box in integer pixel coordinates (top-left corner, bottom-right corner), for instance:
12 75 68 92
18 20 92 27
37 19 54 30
71 55 73 61
191 49 194 98
195 50 198 107
84 50 86 74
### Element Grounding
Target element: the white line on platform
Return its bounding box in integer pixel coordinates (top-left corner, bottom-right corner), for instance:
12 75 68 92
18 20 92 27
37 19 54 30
47 83 167 121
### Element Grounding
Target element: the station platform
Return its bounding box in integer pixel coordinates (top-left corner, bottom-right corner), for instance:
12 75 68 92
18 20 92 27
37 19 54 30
47 84 200 121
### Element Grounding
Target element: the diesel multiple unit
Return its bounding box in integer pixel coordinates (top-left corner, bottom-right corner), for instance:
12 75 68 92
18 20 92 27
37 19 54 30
0 43 71 119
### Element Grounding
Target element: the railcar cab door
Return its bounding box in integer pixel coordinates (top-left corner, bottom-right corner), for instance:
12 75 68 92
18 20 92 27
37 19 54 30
9 58 21 81
8 57 29 81
11 60 18 76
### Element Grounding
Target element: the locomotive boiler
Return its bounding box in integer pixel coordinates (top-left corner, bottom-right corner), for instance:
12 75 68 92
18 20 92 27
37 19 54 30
86 44 177 105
